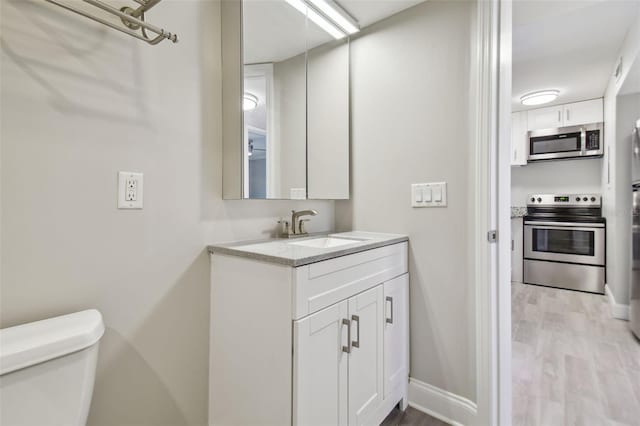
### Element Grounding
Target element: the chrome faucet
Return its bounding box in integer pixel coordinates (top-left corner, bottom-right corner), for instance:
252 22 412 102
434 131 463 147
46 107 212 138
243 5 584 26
279 209 318 237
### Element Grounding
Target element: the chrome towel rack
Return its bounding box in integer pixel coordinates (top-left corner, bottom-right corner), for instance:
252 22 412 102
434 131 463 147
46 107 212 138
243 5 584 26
44 0 178 45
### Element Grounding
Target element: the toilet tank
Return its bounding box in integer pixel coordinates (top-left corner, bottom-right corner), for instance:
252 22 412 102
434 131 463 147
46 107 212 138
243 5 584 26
0 310 105 426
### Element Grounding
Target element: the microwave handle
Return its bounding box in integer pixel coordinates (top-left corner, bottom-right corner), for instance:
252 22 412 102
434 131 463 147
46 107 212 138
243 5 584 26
581 127 587 153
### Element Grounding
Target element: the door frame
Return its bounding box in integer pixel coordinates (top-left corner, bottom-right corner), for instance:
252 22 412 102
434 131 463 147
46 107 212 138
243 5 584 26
472 0 512 424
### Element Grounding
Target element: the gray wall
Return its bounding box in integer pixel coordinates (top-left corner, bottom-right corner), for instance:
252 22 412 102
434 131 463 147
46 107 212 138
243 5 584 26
336 0 475 400
511 159 603 207
0 1 334 425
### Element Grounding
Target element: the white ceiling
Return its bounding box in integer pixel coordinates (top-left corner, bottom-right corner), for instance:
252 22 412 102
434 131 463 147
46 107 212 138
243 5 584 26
512 0 639 111
244 0 426 63
339 0 425 28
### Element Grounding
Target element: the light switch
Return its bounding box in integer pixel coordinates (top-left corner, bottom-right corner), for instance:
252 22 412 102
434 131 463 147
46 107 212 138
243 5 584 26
411 182 447 208
422 186 432 202
433 186 442 202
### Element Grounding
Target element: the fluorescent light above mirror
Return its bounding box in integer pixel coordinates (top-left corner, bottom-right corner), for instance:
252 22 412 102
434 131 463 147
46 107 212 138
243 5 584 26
306 0 360 35
520 90 560 106
285 0 351 40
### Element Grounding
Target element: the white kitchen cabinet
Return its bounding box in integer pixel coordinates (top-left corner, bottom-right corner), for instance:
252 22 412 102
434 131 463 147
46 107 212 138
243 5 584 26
526 105 563 131
511 111 528 166
527 98 603 131
209 239 409 426
563 98 603 127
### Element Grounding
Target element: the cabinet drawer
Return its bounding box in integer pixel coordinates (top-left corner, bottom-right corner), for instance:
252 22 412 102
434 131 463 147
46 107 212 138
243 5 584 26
292 242 408 319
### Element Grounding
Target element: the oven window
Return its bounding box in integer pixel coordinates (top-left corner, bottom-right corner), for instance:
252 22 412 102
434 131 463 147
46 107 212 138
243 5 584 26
532 228 594 256
530 132 581 155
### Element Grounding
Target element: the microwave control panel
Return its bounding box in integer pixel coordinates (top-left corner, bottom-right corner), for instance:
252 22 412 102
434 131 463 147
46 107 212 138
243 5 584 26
586 130 600 150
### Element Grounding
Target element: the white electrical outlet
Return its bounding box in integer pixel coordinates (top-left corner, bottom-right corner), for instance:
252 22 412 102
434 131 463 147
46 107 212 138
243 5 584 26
411 182 447 208
118 171 143 209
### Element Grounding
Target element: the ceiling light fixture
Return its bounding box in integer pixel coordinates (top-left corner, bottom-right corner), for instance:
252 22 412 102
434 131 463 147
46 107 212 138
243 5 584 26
520 90 560 106
243 93 258 111
285 0 347 40
306 0 360 35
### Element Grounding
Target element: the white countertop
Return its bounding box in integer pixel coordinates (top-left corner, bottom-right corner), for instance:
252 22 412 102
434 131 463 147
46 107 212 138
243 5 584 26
208 231 409 267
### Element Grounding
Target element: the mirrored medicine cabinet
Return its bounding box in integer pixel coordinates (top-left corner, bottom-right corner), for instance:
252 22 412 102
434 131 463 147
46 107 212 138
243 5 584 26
222 0 350 200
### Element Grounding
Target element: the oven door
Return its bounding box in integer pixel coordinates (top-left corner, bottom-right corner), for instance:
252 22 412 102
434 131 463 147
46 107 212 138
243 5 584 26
524 221 605 266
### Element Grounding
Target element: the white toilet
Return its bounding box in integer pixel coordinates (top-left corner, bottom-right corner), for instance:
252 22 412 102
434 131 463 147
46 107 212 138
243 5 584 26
0 309 105 426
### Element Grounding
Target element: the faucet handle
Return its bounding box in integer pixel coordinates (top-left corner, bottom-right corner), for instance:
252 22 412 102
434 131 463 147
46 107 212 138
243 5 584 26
277 218 290 236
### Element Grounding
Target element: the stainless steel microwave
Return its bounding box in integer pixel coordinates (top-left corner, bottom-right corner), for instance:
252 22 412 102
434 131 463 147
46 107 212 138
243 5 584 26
528 122 604 162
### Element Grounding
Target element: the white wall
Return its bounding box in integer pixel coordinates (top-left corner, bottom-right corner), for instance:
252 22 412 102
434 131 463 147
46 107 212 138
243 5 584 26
336 0 475 401
0 1 334 424
511 159 603 206
602 9 640 308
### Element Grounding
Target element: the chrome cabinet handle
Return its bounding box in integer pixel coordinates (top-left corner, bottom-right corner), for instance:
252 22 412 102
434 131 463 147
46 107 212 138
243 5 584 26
342 319 351 353
386 296 393 324
351 315 360 348
558 110 561 122
566 109 570 122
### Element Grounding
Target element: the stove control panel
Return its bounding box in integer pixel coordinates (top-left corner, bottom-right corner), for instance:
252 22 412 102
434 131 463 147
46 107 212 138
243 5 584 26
527 194 601 207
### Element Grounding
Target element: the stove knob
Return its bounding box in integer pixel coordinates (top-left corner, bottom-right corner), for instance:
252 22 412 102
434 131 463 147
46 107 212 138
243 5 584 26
576 197 581 201
537 197 542 202
531 197 535 202
591 197 596 202
583 197 588 202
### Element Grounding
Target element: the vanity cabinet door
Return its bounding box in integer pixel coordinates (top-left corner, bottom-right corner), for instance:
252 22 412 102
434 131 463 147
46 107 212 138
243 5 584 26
348 286 384 426
383 274 409 400
293 301 348 426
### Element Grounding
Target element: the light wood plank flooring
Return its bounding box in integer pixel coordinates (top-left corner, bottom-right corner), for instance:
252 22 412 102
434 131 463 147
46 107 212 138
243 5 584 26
380 406 448 426
512 282 640 426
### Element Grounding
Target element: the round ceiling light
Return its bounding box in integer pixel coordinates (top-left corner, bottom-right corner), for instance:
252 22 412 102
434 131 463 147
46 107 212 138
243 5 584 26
520 90 559 106
243 93 259 111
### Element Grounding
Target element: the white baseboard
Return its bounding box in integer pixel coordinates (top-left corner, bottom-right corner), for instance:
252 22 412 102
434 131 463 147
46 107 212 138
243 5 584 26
408 378 477 426
605 284 630 320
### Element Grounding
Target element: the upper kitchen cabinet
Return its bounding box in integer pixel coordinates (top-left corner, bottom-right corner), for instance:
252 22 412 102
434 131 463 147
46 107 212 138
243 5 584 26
526 105 563 131
221 0 350 200
511 111 528 166
526 98 603 131
563 99 604 127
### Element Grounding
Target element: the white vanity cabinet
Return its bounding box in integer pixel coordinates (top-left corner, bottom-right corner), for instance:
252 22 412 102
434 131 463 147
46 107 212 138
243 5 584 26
209 239 409 426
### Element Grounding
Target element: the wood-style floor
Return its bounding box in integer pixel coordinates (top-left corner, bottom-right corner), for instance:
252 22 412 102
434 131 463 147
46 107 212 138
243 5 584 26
512 282 640 426
380 406 448 426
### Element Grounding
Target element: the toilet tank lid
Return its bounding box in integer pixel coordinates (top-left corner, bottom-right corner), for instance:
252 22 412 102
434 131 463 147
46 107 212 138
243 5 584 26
0 309 105 376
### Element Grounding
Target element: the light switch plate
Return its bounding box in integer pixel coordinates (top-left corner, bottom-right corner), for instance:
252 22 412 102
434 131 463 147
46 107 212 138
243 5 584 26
118 171 143 209
411 182 447 208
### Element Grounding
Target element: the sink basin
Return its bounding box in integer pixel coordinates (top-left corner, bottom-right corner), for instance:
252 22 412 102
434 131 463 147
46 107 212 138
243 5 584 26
288 237 363 249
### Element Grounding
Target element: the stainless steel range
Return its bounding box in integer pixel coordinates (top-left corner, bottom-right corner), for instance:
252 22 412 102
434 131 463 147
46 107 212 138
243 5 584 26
523 194 606 294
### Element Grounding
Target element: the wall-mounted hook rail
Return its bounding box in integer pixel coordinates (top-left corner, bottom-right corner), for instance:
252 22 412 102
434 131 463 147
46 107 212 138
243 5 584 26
44 0 178 45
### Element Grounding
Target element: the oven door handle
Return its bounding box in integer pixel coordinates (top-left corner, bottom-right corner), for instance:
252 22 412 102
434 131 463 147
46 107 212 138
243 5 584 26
524 221 605 228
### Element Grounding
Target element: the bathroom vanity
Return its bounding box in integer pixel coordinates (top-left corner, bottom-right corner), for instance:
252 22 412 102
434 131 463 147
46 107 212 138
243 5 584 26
208 232 409 426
